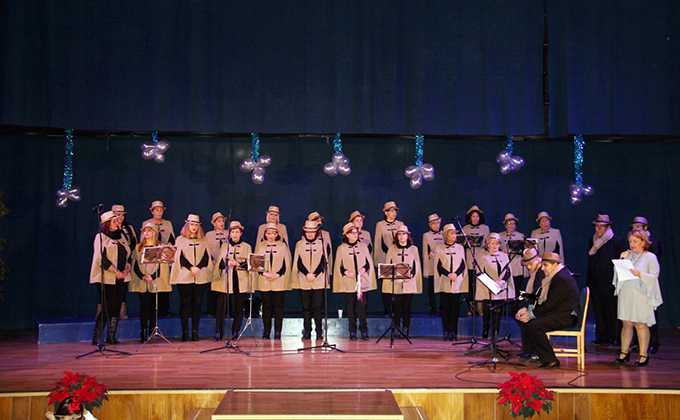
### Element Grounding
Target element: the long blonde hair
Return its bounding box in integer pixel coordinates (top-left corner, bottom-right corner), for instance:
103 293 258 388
180 223 205 240
136 229 161 254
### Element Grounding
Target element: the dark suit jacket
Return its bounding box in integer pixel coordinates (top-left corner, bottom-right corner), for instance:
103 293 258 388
586 235 627 295
533 266 580 324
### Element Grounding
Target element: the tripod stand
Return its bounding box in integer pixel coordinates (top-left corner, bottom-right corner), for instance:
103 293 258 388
469 299 520 372
449 216 487 351
78 208 130 359
376 263 412 348
236 273 258 344
202 216 249 356
299 229 343 353
494 250 522 348
140 276 178 350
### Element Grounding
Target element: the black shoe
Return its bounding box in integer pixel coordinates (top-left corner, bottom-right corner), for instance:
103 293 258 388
518 353 540 364
231 332 239 340
635 355 649 366
649 344 659 355
262 332 270 340
482 331 489 339
362 332 370 340
302 332 311 340
403 327 409 338
274 332 281 340
384 309 391 317
350 332 357 340
451 333 457 341
316 331 324 340
536 360 560 370
443 332 450 341
430 307 436 316
615 352 630 363
191 331 199 341
181 332 190 342
213 333 222 342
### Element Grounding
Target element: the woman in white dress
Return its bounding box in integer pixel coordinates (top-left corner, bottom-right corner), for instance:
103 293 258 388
614 230 662 366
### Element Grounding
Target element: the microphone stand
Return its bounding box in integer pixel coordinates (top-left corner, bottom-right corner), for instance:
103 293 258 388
299 229 343 352
495 253 521 348
449 216 487 351
202 210 249 355
78 207 130 359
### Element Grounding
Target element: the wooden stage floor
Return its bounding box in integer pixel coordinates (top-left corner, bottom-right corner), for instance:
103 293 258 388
2 328 680 393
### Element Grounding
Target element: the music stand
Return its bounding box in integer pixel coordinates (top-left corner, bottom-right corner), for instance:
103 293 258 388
138 245 178 350
77 210 131 359
201 231 250 355
376 263 412 348
449 217 488 351
235 253 263 344
496 243 523 348
298 231 344 353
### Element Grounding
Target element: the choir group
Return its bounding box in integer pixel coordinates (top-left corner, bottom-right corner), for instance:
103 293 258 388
88 199 660 366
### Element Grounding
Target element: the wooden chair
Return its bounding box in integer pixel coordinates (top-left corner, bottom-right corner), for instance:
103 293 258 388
546 287 590 370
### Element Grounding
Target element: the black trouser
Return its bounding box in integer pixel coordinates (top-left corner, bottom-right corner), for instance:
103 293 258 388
518 314 577 363
158 291 171 316
177 283 208 334
261 291 285 333
215 279 246 336
95 280 126 324
345 293 368 334
138 292 157 331
590 283 618 343
426 276 436 310
392 294 413 330
380 280 391 313
299 288 323 334
440 293 462 334
482 300 502 338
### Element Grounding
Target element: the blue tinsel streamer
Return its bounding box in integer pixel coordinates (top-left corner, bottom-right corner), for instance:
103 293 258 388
63 129 74 190
506 135 514 155
251 133 260 161
152 131 158 145
574 134 585 186
415 134 424 166
333 133 342 153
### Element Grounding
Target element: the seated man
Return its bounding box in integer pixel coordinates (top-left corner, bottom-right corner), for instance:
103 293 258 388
515 252 580 369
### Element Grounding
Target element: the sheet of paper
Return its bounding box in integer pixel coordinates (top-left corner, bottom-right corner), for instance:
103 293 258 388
477 272 502 295
613 259 637 282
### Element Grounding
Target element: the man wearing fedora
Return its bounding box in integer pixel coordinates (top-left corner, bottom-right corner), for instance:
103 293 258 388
515 252 580 369
587 214 627 346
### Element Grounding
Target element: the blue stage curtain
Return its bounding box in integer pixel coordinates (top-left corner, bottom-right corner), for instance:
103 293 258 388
0 1 544 135
0 134 678 328
547 0 680 136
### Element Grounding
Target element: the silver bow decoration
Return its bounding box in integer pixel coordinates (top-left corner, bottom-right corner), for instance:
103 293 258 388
569 182 594 205
140 140 171 164
239 155 272 185
495 150 525 175
404 163 435 190
324 152 352 177
56 187 81 209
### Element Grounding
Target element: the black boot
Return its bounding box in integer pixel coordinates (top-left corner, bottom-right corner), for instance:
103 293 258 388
140 328 149 343
107 317 121 345
92 320 105 345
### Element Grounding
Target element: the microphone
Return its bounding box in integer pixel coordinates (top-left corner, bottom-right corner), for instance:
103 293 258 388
450 216 464 220
518 291 538 301
91 203 104 213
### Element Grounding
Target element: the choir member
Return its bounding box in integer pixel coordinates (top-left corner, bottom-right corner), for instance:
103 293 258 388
89 211 132 345
422 213 444 316
205 212 229 317
434 224 468 341
142 200 175 317
306 211 333 269
374 201 404 315
349 210 372 254
462 205 490 311
530 211 564 263
169 214 212 341
112 204 136 319
212 221 252 341
334 222 376 340
255 223 292 340
384 225 422 338
292 220 328 340
130 223 171 342
499 213 525 299
256 205 289 246
477 232 515 339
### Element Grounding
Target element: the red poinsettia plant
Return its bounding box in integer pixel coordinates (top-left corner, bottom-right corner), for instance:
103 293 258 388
48 371 109 414
497 372 554 419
